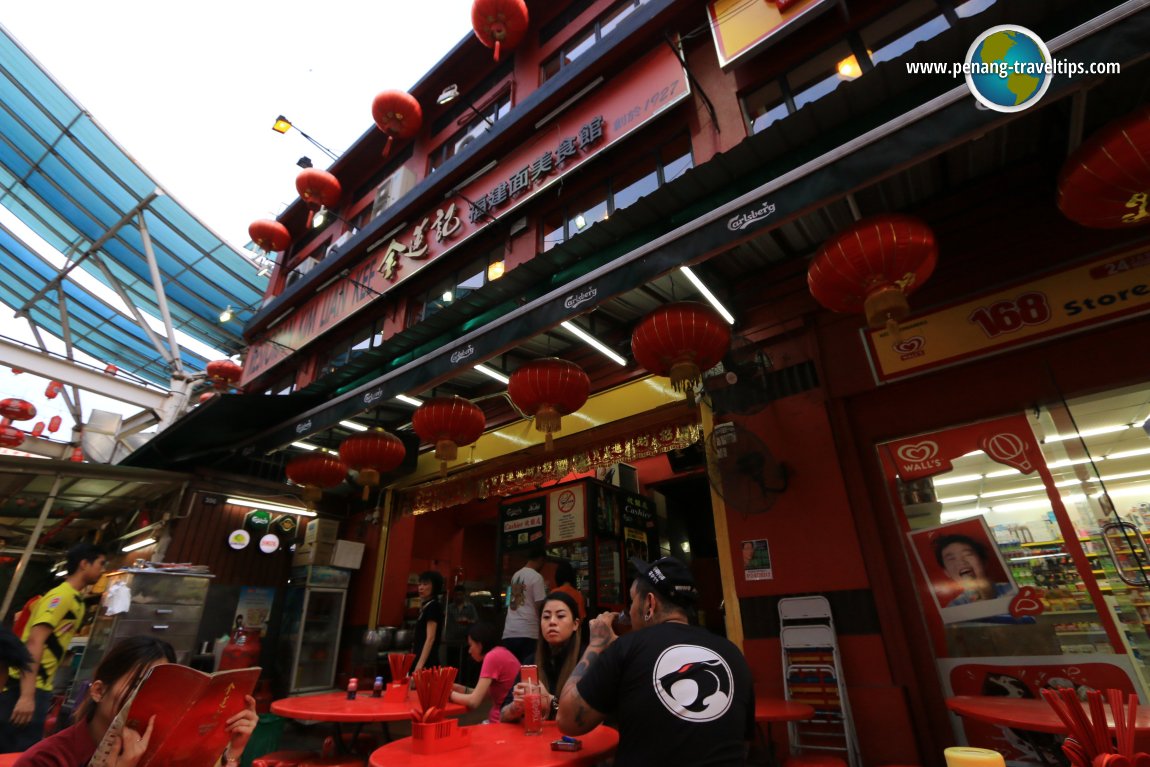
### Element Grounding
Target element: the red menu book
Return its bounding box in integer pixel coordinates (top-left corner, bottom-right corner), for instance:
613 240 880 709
89 664 259 767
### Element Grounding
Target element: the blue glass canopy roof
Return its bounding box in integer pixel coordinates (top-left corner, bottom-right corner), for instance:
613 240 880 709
0 25 267 385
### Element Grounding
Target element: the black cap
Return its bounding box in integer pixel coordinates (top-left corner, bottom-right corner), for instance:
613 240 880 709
630 556 698 606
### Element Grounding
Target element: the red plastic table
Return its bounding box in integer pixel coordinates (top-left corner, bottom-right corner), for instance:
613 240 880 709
367 721 619 767
271 690 466 723
0 754 20 767
946 695 1150 734
756 697 815 723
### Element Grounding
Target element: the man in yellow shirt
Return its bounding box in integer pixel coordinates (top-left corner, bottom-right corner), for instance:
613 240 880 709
1 542 106 752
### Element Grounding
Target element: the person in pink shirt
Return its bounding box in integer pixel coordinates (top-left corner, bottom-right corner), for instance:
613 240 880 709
448 623 520 723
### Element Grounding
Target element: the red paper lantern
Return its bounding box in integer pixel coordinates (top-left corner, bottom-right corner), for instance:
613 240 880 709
508 358 590 450
248 219 292 252
631 302 731 402
31 422 44 438
339 429 407 499
471 0 529 62
807 214 937 331
0 398 36 422
1058 105 1150 229
104 364 118 376
286 451 348 507
412 396 486 474
70 446 83 462
206 359 243 390
48 415 62 433
295 169 342 228
371 90 422 159
0 426 24 448
45 381 62 399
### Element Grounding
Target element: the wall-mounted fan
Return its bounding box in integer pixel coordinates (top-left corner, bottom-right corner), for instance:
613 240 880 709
706 422 788 514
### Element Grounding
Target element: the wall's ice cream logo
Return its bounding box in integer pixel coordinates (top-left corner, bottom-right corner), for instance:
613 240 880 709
893 440 949 479
892 335 926 360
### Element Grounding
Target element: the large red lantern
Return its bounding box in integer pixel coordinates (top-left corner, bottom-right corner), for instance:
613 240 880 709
286 451 348 508
295 169 342 229
508 358 590 450
412 396 486 475
248 219 292 253
1058 105 1150 229
471 0 529 62
0 399 36 422
807 214 937 332
371 91 422 159
206 359 243 390
0 426 24 448
339 429 407 499
631 302 731 403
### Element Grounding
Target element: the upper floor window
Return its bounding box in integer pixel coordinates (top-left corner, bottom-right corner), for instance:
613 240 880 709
429 92 512 172
540 0 650 84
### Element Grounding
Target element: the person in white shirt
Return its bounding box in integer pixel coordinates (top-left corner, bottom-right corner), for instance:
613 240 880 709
501 545 547 663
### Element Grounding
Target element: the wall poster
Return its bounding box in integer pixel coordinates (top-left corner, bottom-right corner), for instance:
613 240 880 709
742 538 773 581
548 484 587 544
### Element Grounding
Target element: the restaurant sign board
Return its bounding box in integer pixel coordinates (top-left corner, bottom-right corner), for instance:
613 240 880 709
864 247 1150 383
241 42 689 385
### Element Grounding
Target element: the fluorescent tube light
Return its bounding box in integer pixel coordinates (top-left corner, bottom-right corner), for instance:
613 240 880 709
1043 424 1130 442
291 441 319 451
474 364 509 384
395 394 422 407
339 420 369 432
679 266 735 324
561 321 626 366
122 538 156 553
227 496 317 517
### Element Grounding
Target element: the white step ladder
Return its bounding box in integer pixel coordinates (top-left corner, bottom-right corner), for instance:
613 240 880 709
778 596 861 767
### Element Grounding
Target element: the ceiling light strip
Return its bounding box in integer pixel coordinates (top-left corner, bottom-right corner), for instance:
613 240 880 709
561 321 626 366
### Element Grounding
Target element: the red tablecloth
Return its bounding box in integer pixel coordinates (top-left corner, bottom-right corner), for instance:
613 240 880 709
0 753 21 767
756 697 815 723
272 690 467 723
368 722 618 767
947 695 1150 734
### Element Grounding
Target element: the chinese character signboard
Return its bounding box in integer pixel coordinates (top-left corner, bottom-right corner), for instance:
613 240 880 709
241 42 688 385
707 0 838 69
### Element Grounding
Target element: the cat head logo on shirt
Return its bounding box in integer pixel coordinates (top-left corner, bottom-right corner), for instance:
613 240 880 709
652 644 734 722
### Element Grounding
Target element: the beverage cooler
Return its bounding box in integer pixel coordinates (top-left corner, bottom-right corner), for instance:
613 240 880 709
278 565 349 693
497 478 659 613
880 404 1150 764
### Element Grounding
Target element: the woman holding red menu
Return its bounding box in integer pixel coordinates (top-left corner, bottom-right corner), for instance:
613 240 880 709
15 637 258 767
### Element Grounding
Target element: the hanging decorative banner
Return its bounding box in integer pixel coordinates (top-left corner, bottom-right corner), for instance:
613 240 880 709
881 414 1039 482
401 420 702 515
865 247 1150 382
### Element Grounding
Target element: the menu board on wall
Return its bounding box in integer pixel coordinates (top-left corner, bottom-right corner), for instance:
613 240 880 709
548 484 587 543
500 496 545 550
621 492 656 562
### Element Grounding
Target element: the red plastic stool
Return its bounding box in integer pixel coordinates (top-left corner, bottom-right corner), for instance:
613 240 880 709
321 733 378 757
298 757 366 767
251 751 320 767
783 756 849 767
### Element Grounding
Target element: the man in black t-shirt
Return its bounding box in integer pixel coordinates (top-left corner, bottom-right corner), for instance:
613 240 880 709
558 556 755 766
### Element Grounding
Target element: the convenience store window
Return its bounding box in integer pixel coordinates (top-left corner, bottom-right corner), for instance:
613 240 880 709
881 384 1150 738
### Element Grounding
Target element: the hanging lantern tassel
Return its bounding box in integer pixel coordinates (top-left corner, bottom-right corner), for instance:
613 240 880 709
535 405 562 450
357 469 379 500
863 283 910 340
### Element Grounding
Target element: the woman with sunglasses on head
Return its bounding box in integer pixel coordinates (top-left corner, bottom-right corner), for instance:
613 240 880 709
16 636 257 767
501 591 582 723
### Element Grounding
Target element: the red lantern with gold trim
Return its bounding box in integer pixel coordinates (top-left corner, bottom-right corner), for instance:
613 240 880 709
471 0 529 62
206 359 243 390
371 90 422 159
295 169 342 229
1058 105 1150 229
412 396 485 475
286 451 348 508
339 429 407 499
631 302 730 403
248 219 292 253
0 426 24 448
508 358 590 450
0 399 36 422
807 214 937 332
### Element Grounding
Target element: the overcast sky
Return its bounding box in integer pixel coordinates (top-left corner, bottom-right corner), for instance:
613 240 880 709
0 2 477 425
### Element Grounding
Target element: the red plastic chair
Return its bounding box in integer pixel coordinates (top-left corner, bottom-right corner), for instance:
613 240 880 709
783 756 849 767
297 756 366 767
250 750 320 767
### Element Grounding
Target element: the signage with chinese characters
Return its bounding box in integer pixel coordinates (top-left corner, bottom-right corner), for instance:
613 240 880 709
241 41 688 385
864 247 1150 383
707 0 838 69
